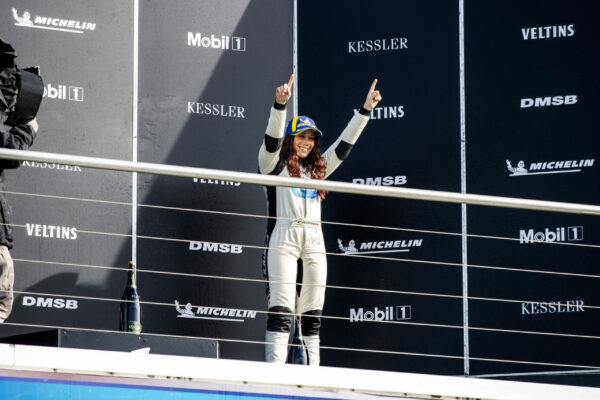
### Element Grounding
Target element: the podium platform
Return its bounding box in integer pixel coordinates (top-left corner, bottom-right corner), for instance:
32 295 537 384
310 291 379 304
0 326 218 358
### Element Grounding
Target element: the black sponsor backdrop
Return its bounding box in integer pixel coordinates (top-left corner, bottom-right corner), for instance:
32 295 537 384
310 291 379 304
298 0 463 374
1 1 133 331
1 0 597 378
465 0 600 374
136 0 293 361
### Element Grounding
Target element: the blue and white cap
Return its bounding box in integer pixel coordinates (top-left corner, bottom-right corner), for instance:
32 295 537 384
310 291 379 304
284 116 323 138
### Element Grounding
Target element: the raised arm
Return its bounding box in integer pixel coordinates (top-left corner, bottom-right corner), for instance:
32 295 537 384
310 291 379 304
323 79 382 177
258 75 294 174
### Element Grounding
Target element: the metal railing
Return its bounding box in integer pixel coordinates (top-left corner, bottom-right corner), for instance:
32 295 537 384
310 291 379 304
1 148 599 215
2 147 600 376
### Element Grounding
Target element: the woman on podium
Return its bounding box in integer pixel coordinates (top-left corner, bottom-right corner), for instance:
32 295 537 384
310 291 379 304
258 74 381 365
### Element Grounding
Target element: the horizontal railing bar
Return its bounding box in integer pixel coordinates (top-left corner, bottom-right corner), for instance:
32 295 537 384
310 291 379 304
1 148 599 215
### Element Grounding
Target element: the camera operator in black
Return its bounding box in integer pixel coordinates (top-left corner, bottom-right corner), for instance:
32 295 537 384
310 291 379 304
0 36 40 322
0 117 37 322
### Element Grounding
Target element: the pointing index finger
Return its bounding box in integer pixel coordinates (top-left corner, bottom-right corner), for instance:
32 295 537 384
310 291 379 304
288 74 295 88
369 79 378 93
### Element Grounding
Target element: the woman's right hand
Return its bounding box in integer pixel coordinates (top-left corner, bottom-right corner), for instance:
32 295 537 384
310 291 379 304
275 74 294 105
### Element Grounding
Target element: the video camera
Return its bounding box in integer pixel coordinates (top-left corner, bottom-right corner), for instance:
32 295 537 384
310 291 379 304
0 37 44 126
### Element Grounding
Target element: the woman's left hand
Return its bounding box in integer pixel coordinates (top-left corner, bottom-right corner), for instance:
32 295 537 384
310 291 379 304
362 79 382 111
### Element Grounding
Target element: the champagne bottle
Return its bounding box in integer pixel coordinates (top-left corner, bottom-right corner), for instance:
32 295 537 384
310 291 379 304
286 315 308 364
120 261 142 333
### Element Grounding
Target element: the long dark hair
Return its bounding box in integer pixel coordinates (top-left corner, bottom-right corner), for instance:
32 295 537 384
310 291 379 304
281 135 327 200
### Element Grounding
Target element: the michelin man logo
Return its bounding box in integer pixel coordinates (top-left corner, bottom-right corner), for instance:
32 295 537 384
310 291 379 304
506 158 594 176
338 239 358 254
338 238 422 255
506 159 528 175
12 7 97 33
12 8 33 25
174 300 257 322
174 300 196 317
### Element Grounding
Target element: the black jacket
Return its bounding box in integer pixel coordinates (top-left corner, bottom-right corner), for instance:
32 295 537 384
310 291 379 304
0 117 36 248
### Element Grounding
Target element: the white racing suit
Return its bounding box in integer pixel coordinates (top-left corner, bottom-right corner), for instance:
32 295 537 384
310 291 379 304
258 103 370 365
